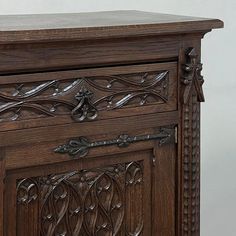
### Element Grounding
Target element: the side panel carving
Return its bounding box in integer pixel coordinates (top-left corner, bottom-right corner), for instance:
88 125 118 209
181 46 202 236
16 161 144 236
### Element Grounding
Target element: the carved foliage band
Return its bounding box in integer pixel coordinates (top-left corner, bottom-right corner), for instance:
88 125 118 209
54 127 173 158
16 161 144 236
182 48 205 104
0 70 169 122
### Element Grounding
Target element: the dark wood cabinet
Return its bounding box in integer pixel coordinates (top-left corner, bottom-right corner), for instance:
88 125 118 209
0 11 223 236
10 151 153 235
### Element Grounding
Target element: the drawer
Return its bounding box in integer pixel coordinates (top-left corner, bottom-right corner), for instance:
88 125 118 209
0 62 177 131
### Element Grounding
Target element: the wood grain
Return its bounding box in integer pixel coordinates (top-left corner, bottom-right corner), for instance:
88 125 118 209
0 111 178 147
179 40 202 236
152 139 176 235
0 149 5 236
0 37 180 74
0 11 223 43
0 10 223 236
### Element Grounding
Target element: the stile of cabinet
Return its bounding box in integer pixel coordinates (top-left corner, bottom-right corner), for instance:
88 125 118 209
0 11 223 236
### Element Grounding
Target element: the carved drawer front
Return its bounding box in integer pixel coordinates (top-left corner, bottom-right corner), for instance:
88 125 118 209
0 62 177 131
5 151 154 236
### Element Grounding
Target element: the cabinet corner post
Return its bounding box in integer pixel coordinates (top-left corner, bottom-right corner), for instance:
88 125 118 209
0 149 6 236
179 42 202 236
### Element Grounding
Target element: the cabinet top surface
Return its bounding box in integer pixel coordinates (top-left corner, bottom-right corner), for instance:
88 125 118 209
0 10 223 43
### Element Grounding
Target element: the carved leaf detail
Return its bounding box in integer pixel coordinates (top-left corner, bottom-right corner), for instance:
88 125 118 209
0 70 169 122
182 48 205 104
17 178 39 204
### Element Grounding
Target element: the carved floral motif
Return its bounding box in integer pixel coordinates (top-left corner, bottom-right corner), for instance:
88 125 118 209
17 178 39 204
0 71 169 122
16 162 144 236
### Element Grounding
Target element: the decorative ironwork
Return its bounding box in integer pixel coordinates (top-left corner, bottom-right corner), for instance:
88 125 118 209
182 48 205 104
54 128 173 158
71 87 98 122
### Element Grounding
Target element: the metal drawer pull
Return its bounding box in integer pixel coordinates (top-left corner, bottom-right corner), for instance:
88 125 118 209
54 127 173 158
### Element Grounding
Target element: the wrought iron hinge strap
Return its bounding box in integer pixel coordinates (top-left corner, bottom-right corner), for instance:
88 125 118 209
54 128 174 158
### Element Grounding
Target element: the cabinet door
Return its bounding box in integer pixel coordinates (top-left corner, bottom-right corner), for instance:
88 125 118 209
4 133 176 236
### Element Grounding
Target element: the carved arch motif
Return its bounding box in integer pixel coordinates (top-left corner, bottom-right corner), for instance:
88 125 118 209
16 161 144 236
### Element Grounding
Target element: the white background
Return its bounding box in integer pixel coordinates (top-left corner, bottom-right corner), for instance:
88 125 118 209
0 1 235 235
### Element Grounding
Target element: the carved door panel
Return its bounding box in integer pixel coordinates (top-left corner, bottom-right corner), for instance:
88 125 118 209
4 137 176 236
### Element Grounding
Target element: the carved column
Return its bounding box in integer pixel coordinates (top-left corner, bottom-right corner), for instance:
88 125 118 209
180 46 204 236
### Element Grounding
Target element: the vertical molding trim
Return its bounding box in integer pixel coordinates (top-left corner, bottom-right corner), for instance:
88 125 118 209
0 149 6 236
180 45 202 236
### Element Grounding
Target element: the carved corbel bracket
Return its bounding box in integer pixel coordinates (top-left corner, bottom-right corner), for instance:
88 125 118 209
182 48 205 104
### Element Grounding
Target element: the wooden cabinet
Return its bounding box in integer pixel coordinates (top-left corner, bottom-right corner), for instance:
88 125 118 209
0 11 223 236
6 139 176 236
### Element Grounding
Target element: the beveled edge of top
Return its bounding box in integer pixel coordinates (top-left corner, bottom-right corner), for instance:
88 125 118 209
0 10 224 44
